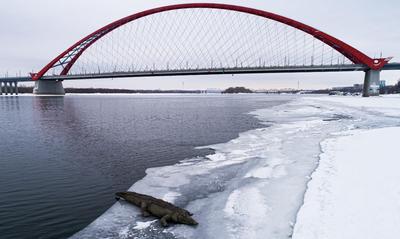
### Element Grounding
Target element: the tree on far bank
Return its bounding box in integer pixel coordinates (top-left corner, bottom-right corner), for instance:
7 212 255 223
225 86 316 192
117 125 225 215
222 87 253 94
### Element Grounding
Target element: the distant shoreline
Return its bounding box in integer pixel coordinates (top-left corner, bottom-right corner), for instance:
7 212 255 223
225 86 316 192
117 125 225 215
17 87 203 94
14 86 400 95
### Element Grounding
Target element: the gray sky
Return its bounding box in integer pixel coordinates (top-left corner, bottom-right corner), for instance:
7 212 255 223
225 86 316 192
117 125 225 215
1 0 399 90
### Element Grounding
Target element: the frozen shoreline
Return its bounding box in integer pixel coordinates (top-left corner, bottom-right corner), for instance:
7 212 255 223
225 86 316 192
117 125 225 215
293 127 400 239
293 95 400 239
72 95 400 239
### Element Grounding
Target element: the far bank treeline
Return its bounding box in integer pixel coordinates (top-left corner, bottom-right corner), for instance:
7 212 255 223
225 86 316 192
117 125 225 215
16 87 202 94
222 87 253 94
16 86 253 94
16 83 400 94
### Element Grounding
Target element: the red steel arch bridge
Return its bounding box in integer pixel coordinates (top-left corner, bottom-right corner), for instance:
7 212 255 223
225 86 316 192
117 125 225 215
1 3 399 96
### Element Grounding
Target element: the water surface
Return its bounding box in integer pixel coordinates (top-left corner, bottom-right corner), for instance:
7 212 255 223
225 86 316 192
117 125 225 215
0 94 289 239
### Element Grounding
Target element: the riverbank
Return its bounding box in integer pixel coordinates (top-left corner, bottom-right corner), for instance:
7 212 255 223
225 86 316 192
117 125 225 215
293 95 400 239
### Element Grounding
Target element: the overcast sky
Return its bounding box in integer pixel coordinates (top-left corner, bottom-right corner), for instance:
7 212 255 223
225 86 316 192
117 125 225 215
1 0 399 90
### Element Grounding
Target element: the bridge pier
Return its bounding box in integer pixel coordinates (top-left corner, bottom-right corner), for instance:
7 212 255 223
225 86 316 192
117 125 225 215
0 82 19 96
14 82 18 95
9 82 14 95
362 69 380 97
33 80 65 95
4 82 9 95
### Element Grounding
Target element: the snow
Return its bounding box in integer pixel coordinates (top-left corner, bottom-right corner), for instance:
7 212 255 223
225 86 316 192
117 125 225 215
293 127 400 239
223 187 270 239
292 95 400 239
134 220 157 230
308 94 400 117
71 94 400 239
162 192 182 203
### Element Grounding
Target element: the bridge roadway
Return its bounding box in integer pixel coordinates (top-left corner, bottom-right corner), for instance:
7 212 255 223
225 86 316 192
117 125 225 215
1 63 400 82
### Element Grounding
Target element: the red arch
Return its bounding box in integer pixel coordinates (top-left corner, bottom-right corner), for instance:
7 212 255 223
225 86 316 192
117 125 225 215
32 3 390 80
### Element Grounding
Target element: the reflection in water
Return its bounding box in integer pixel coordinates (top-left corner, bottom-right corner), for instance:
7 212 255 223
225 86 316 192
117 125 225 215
0 95 291 239
0 96 20 111
33 96 65 111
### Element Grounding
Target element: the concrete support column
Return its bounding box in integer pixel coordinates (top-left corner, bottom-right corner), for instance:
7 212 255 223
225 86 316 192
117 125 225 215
33 80 65 95
4 82 9 95
0 82 19 96
9 82 12 95
9 82 14 95
363 69 380 97
14 82 18 95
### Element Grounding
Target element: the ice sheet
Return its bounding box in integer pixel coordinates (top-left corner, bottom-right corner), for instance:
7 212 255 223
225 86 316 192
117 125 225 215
308 94 400 117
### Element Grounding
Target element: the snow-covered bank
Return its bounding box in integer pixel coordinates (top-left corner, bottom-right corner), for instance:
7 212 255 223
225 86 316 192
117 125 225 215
308 94 400 117
71 95 400 239
293 127 400 239
292 95 400 239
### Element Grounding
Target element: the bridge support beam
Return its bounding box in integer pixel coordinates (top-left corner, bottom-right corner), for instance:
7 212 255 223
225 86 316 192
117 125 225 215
362 70 380 97
9 82 14 95
0 82 20 96
14 82 18 95
4 82 9 95
33 80 65 95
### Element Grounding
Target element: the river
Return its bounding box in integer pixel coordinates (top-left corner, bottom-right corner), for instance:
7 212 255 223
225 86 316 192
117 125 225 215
0 94 291 239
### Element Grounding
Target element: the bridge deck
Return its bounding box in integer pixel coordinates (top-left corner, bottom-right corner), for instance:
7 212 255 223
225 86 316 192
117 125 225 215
1 63 400 82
